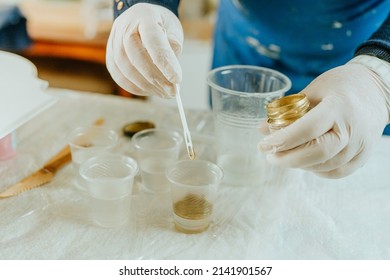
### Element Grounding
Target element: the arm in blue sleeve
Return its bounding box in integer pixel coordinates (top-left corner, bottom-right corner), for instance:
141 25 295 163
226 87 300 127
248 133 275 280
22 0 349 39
355 12 390 63
113 0 180 18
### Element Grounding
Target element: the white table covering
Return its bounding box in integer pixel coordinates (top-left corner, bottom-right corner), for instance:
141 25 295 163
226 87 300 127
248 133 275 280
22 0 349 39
1 88 390 260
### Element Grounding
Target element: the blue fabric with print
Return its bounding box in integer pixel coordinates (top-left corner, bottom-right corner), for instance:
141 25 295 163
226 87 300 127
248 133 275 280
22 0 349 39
212 0 390 133
0 5 31 51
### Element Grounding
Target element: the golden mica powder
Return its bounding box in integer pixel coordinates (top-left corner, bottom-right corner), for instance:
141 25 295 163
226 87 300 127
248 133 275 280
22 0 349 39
173 193 213 233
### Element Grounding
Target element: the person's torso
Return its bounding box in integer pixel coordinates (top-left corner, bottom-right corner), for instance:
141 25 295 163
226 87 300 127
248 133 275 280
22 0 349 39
216 0 389 79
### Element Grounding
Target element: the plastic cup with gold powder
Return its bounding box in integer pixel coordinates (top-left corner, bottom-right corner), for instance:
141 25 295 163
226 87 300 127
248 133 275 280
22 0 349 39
166 159 223 234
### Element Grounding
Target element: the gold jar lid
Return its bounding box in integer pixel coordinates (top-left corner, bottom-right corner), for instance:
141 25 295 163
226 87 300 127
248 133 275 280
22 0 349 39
267 93 307 109
122 121 155 138
266 93 310 131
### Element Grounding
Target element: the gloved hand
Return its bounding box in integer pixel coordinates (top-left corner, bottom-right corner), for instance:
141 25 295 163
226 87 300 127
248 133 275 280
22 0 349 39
106 3 183 97
259 56 390 178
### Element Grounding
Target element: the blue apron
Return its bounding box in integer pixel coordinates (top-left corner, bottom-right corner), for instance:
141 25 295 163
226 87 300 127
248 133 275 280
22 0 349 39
0 6 31 51
212 0 390 133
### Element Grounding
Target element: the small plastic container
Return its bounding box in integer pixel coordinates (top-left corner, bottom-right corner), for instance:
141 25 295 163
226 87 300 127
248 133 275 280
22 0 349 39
166 159 223 234
68 126 119 190
132 128 183 193
79 154 138 228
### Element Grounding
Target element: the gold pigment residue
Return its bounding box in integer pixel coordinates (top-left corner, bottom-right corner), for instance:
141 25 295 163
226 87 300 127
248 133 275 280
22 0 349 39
188 147 196 160
80 143 93 148
173 193 212 220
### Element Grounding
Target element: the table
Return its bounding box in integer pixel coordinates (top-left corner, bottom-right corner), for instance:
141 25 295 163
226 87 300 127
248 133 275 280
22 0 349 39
1 88 390 260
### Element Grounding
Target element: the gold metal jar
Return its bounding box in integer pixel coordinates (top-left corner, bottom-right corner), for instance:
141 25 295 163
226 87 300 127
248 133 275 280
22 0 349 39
266 93 310 132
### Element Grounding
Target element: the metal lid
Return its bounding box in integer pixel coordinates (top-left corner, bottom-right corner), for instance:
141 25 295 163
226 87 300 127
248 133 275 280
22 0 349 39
122 121 155 138
266 93 310 130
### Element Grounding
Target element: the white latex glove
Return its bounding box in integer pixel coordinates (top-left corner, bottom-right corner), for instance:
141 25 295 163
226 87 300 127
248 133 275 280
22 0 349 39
259 55 390 178
106 3 183 97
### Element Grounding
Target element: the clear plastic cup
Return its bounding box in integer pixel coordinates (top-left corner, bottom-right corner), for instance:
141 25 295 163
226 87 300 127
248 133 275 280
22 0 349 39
68 126 119 190
166 159 223 234
207 65 291 187
79 154 138 227
132 128 183 193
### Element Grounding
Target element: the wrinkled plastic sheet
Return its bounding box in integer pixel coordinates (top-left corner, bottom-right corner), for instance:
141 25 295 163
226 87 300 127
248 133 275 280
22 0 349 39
1 89 390 260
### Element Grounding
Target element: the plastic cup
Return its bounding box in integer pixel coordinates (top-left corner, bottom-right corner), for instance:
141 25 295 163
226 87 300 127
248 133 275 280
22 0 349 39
79 154 138 227
166 159 223 234
207 65 291 187
132 128 183 193
68 126 119 190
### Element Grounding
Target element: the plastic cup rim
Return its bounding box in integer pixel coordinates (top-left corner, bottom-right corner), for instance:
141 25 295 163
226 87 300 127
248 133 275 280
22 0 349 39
165 159 224 188
207 64 292 98
132 128 184 151
79 153 139 183
67 125 119 150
